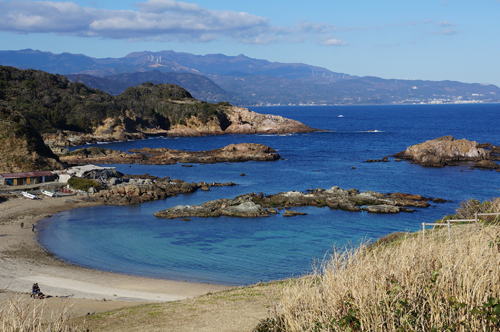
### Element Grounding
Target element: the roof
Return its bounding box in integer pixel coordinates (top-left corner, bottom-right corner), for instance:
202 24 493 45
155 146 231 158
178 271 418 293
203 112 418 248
0 171 55 179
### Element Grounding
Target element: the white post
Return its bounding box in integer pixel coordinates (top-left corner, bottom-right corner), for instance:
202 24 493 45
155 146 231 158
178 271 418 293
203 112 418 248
422 222 425 241
475 212 478 231
447 220 451 239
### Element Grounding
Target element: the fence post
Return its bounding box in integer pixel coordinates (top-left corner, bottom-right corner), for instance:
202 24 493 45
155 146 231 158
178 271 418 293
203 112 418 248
447 220 451 239
422 222 425 241
475 212 478 232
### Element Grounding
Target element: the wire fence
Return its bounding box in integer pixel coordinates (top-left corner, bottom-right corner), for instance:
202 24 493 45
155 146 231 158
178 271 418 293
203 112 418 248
422 212 500 240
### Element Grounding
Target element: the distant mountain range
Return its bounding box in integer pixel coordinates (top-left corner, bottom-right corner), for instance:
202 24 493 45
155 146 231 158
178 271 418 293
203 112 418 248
1 49 499 106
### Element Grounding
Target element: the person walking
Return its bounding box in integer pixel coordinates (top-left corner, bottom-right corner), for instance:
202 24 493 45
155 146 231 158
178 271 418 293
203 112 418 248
32 224 35 232
20 222 24 229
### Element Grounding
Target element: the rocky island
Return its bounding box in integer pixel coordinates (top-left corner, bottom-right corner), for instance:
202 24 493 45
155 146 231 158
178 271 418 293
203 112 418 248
154 186 443 219
59 143 280 165
393 136 500 168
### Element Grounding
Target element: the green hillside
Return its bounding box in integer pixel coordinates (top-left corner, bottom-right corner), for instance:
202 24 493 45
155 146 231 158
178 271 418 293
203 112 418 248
0 66 231 135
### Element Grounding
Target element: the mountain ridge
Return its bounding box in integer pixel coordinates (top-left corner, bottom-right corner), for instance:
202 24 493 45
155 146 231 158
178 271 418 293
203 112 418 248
1 49 498 106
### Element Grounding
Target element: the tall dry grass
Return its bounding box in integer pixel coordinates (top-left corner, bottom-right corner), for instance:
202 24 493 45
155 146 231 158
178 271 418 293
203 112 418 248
268 225 500 331
0 295 84 332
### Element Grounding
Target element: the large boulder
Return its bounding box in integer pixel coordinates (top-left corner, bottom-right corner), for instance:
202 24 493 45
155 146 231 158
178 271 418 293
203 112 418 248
396 136 489 167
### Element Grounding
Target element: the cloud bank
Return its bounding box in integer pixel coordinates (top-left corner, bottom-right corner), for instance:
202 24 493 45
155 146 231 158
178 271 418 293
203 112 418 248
0 0 346 45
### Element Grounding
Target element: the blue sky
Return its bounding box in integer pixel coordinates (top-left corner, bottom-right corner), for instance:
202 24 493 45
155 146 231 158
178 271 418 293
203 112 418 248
1 0 499 86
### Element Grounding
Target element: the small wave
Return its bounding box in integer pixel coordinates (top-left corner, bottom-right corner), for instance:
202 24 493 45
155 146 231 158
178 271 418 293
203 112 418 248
96 141 111 145
360 130 384 133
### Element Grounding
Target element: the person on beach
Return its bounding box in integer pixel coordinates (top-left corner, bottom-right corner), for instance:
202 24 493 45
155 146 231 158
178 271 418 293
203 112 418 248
20 222 24 229
31 283 39 297
32 224 35 232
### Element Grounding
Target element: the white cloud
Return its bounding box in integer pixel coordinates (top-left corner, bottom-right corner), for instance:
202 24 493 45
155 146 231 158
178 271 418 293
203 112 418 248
322 38 348 46
0 0 345 45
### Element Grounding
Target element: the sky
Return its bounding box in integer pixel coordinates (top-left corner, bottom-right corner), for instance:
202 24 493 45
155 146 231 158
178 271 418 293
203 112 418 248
1 0 499 86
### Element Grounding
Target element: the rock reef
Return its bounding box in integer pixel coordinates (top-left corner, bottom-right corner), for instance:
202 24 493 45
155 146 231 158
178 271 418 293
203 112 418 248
59 143 280 165
154 186 443 219
393 136 500 168
81 175 236 206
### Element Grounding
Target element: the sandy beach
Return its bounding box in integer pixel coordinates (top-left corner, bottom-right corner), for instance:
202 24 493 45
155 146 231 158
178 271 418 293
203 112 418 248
0 194 230 319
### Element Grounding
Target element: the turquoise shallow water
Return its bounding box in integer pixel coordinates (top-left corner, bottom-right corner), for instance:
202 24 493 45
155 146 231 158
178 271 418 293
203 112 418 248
38 104 500 285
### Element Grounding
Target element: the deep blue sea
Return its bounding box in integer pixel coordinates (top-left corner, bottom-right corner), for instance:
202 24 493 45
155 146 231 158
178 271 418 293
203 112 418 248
38 104 500 285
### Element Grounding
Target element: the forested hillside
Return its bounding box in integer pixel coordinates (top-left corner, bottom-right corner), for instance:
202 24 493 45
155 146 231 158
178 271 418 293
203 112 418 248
0 66 231 135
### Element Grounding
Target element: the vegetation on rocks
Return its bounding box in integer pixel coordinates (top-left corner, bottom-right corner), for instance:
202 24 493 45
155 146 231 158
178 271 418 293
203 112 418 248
67 177 101 192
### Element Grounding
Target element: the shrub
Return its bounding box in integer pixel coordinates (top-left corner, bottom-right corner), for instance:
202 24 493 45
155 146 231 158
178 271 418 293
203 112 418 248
67 177 101 192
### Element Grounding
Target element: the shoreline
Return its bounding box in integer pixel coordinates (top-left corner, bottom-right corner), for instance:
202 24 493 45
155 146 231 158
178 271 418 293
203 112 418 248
0 194 231 316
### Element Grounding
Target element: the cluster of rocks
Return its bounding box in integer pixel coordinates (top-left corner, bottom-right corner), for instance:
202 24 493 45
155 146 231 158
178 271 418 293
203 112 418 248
392 136 500 169
365 156 392 163
153 186 444 219
59 143 280 165
81 175 236 206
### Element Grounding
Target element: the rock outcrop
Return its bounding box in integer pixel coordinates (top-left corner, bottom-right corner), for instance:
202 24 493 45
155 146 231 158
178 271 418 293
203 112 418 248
223 107 316 134
59 143 280 165
154 186 441 219
393 136 490 167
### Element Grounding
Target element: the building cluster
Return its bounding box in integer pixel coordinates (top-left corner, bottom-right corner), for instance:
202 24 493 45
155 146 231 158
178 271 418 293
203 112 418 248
0 165 116 187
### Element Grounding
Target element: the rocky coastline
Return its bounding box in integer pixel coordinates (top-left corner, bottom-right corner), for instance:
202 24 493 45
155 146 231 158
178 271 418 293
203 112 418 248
43 107 322 148
59 143 280 165
154 186 445 219
392 136 500 168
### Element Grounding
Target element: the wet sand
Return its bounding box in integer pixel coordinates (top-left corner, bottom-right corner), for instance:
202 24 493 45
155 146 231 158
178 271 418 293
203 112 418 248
0 194 230 318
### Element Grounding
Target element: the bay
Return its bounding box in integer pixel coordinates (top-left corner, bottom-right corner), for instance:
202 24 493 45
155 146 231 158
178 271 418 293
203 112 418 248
38 103 500 285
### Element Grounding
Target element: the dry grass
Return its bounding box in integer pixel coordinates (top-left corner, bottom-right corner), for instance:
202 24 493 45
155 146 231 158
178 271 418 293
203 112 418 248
266 225 500 331
0 294 84 332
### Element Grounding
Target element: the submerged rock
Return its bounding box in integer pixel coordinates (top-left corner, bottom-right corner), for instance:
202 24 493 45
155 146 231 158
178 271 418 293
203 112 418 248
473 160 500 169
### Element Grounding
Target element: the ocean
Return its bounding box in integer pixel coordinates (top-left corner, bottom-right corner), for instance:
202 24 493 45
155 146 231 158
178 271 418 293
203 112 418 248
38 103 500 285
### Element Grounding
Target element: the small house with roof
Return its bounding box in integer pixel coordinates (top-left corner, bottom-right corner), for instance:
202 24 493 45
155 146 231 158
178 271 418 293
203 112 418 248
0 171 57 186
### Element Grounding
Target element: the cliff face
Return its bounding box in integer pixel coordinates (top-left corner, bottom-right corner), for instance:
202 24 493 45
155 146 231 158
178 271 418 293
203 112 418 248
44 106 319 147
0 110 65 173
